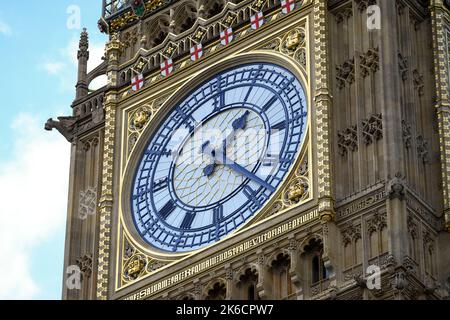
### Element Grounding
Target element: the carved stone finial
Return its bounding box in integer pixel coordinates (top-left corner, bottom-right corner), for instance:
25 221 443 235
45 116 78 142
78 28 89 60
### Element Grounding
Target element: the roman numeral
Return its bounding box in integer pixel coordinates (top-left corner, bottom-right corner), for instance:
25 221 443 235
132 187 147 201
271 120 287 131
292 111 308 123
243 186 262 208
159 200 176 220
153 178 168 193
176 107 197 132
180 212 196 230
261 96 278 112
213 91 226 111
244 87 253 103
145 148 172 157
213 205 224 225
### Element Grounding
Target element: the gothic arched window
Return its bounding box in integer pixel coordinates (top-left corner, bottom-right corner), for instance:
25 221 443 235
205 282 226 300
270 253 293 299
237 268 259 300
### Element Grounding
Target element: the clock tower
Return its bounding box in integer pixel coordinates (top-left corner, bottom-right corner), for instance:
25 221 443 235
46 0 450 300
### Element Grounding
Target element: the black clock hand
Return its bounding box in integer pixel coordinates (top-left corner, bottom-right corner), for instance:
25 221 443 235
201 111 251 177
202 144 274 192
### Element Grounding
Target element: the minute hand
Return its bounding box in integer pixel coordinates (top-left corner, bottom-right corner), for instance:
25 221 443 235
214 150 275 192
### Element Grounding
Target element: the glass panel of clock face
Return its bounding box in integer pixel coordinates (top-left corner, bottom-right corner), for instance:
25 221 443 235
131 63 308 253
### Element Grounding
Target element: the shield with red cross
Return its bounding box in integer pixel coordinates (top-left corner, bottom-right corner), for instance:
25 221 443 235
281 0 296 14
131 74 144 92
190 44 203 62
160 59 173 77
220 28 234 46
251 12 265 30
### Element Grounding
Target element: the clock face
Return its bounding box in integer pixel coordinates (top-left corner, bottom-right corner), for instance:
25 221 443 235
131 63 307 253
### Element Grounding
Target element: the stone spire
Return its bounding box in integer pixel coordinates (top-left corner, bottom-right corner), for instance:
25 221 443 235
76 28 89 99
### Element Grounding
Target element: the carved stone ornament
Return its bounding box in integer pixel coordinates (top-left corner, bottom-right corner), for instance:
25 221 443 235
401 120 412 149
416 135 429 164
120 234 168 286
260 25 307 69
124 255 147 281
281 29 306 54
398 52 409 81
355 0 377 12
334 7 353 24
44 116 78 142
359 48 379 78
341 223 362 246
284 176 309 204
412 69 425 97
388 172 406 200
337 125 358 155
78 187 97 220
380 254 397 270
76 253 93 278
225 268 234 281
336 58 355 89
367 212 387 235
127 98 168 156
362 113 383 145
391 270 408 291
133 56 149 74
407 214 418 238
124 239 135 259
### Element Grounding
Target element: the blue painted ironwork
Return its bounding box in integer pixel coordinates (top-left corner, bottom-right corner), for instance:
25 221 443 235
131 63 308 253
103 0 128 18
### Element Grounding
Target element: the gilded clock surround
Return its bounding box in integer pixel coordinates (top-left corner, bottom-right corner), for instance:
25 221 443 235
118 51 313 292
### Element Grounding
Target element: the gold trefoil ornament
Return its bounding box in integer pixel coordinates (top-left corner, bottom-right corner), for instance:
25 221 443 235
133 110 150 130
285 31 302 51
127 258 145 279
287 182 306 202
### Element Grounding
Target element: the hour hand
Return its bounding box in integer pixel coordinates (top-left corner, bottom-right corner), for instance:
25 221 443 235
202 144 275 192
200 141 217 177
203 163 215 177
232 110 250 131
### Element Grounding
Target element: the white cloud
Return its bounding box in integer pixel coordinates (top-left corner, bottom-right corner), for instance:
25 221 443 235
0 20 11 36
0 113 70 299
41 62 65 75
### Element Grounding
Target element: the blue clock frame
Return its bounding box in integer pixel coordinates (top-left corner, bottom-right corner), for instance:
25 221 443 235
131 63 308 253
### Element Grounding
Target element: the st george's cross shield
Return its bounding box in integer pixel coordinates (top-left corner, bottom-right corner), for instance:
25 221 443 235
131 74 144 92
251 12 265 30
190 43 203 62
220 28 234 46
281 0 296 14
160 59 173 77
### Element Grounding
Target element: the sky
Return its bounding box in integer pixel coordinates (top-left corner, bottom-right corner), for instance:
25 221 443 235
0 1 108 300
